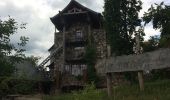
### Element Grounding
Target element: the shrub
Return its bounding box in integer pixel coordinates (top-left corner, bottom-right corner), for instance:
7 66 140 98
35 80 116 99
73 83 107 100
0 77 38 96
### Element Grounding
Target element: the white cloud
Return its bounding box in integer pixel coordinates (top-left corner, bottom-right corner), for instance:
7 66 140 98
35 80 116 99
140 0 170 17
144 23 160 40
0 0 169 64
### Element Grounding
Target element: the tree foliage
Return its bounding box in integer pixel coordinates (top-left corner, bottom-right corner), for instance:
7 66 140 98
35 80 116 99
103 0 142 56
25 56 40 67
143 2 170 48
85 44 99 84
0 17 29 77
0 77 37 96
142 35 160 52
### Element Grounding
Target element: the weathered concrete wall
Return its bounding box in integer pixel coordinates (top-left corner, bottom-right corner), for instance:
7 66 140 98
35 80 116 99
97 48 170 73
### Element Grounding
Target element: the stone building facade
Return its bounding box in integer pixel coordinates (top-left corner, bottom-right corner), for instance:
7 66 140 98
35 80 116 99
40 0 107 91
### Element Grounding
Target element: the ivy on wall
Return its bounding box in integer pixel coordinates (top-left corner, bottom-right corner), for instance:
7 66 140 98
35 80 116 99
85 44 99 85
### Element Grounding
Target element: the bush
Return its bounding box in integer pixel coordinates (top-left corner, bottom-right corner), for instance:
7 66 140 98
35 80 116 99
150 69 170 81
11 80 36 94
73 83 107 100
0 77 38 96
0 77 10 96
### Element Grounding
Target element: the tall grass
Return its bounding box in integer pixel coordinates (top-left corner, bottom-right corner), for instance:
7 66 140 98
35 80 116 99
43 80 170 100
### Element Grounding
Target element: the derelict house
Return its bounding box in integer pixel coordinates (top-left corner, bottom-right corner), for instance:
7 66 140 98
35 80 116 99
39 0 106 91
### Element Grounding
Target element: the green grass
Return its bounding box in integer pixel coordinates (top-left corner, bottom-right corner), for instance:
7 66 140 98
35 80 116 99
43 94 75 100
43 80 170 100
112 80 170 100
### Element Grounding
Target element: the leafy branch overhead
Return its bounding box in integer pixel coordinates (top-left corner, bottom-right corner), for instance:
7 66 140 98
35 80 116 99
143 2 170 48
0 17 29 77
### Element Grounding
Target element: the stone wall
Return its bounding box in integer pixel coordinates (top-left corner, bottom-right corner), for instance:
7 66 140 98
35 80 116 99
51 22 107 88
96 48 170 73
92 29 107 59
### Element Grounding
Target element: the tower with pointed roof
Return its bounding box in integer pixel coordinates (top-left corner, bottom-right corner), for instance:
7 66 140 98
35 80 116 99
39 0 106 91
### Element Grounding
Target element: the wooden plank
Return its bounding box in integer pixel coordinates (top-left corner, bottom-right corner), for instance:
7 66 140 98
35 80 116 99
138 71 144 91
106 73 112 98
96 48 170 73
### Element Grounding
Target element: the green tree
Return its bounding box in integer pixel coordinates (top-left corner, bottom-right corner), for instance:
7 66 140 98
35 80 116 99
143 2 170 48
0 17 29 77
103 0 142 56
26 56 40 66
142 35 160 52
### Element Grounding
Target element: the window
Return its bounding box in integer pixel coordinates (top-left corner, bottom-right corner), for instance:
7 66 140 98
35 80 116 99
70 64 87 76
72 65 81 76
75 30 83 41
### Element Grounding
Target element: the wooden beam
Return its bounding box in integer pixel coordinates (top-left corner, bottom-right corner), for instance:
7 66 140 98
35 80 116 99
106 73 112 98
106 44 112 97
63 23 66 70
63 11 88 15
138 71 144 91
87 15 91 45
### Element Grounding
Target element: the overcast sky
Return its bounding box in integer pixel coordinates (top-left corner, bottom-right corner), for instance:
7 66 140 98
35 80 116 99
0 0 170 63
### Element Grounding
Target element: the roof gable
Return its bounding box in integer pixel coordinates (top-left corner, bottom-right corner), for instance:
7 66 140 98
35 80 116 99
60 0 98 14
50 0 102 31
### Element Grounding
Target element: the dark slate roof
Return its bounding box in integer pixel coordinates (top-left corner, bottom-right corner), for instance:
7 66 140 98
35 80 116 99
50 0 102 31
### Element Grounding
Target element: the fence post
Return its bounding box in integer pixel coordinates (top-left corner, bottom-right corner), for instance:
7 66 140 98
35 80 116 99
106 73 112 98
138 71 144 91
135 31 144 91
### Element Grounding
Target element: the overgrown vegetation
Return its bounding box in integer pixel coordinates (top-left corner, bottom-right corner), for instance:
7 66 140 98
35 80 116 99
85 44 99 85
0 17 41 97
103 0 144 83
142 35 160 52
72 84 105 100
103 0 143 56
43 80 170 100
0 17 29 77
43 83 107 100
0 77 38 96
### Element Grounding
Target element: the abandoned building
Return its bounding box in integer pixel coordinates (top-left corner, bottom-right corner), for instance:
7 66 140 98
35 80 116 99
39 0 107 91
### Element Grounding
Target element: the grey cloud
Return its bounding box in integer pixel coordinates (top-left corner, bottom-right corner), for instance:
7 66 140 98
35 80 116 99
0 1 33 22
48 0 103 13
47 0 70 11
0 0 54 60
1 0 169 61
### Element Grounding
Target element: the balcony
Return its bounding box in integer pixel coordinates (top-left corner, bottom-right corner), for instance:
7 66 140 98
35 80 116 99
66 37 86 43
66 47 85 61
